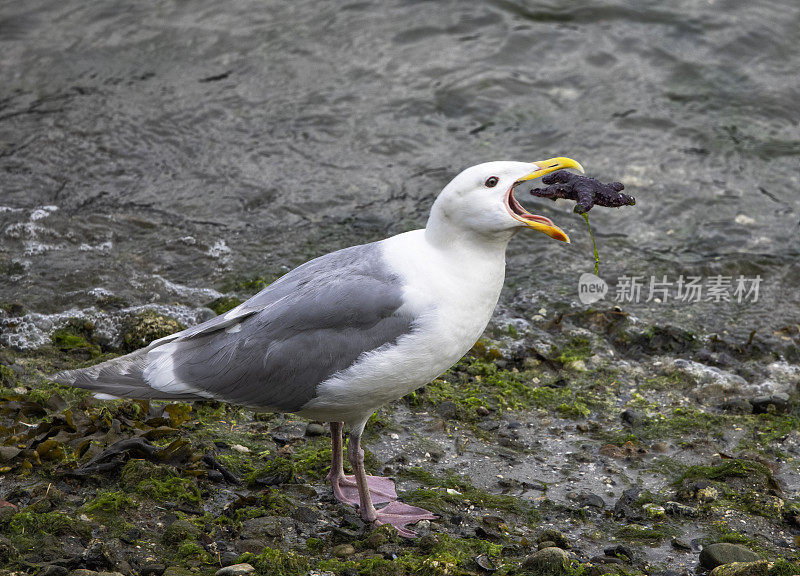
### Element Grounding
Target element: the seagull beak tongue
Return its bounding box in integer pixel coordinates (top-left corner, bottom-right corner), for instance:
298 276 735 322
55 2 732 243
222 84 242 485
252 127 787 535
507 156 583 244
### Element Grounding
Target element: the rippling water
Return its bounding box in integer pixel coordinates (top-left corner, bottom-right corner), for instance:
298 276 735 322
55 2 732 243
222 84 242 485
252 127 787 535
1 0 799 345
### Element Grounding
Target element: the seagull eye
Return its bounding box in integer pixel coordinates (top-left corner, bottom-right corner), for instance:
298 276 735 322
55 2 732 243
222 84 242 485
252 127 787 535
484 176 499 188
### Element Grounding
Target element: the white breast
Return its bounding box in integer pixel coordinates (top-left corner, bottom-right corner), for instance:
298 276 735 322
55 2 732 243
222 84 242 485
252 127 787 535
298 229 507 428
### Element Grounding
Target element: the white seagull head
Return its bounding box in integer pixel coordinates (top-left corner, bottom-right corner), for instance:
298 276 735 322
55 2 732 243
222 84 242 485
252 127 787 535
428 158 584 244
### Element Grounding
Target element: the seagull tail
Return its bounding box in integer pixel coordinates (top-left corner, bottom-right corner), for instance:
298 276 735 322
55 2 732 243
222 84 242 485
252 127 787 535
51 349 200 401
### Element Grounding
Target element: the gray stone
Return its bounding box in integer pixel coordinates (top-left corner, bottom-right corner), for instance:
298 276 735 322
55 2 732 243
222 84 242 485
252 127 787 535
751 393 791 414
215 564 256 576
699 543 760 569
305 422 325 436
436 400 458 419
578 493 605 509
522 547 570 574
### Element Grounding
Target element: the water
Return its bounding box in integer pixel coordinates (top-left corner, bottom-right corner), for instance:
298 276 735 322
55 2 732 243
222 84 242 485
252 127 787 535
1 0 799 346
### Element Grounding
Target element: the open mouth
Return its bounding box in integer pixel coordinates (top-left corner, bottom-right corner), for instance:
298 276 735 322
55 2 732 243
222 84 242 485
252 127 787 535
503 156 584 243
504 187 558 228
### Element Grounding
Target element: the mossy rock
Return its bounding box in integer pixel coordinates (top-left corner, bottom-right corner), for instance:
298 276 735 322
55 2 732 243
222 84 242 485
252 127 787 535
163 517 201 544
206 296 243 315
0 364 17 387
121 310 185 352
51 319 101 358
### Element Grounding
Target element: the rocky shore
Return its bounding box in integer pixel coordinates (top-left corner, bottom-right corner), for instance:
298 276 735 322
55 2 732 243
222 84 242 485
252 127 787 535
1 296 799 576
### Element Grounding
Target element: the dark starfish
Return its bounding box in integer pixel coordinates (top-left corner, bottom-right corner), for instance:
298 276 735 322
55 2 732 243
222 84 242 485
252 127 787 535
528 171 635 214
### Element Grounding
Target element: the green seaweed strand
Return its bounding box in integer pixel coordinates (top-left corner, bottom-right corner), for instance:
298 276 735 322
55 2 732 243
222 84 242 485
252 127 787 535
581 212 600 275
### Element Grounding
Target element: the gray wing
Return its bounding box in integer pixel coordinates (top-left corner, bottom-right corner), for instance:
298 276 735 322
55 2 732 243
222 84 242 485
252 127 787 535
53 242 415 411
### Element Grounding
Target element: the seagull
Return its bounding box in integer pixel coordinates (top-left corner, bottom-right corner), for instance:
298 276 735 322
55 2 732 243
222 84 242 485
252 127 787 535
53 157 583 536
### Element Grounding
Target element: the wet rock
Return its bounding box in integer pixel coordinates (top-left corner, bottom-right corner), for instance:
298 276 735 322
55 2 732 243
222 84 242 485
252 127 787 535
699 543 760 569
305 422 325 436
41 566 68 576
709 561 769 576
215 564 256 576
79 539 117 571
476 406 491 417
721 398 753 414
613 488 643 520
521 547 570 574
642 503 665 518
671 537 693 551
436 400 458 419
0 535 18 564
750 393 791 414
538 541 557 550
140 564 167 576
333 543 355 557
240 516 284 539
120 310 185 352
578 493 605 509
664 501 699 517
604 544 633 562
620 409 644 426
475 553 498 572
163 518 201 544
536 529 570 549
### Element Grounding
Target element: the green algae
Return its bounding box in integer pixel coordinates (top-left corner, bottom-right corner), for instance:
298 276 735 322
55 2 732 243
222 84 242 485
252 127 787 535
84 490 135 515
408 356 606 422
770 559 800 576
399 466 538 524
678 459 775 485
238 548 311 576
314 533 504 576
206 295 243 315
120 459 201 504
553 336 593 364
0 364 17 386
616 523 676 544
51 325 101 358
582 212 600 275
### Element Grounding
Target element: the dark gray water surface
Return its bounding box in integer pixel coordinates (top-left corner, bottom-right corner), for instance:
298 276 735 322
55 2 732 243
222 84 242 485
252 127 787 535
2 0 799 346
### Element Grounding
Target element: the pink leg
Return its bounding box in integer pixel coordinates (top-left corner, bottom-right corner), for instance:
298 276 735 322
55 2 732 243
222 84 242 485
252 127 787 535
326 421 397 505
347 430 437 538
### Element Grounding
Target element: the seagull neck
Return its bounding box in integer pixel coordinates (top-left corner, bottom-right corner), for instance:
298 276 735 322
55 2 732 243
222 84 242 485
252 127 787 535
424 216 513 260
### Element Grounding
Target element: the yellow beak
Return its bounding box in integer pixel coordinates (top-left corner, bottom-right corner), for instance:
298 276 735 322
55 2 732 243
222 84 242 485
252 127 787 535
506 157 584 243
515 157 585 183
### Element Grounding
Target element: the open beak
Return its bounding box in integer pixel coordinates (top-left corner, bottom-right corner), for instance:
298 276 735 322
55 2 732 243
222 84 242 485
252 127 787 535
505 157 585 243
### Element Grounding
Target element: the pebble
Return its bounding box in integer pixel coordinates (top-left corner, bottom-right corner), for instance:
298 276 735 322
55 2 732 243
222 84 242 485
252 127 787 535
230 444 250 453
578 493 605 509
436 400 458 419
305 422 325 436
671 537 693 551
699 543 760 569
620 409 645 426
214 565 256 576
709 560 769 576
